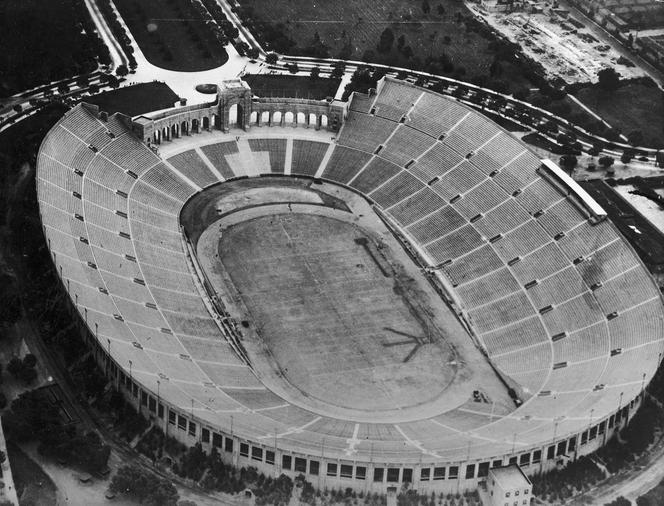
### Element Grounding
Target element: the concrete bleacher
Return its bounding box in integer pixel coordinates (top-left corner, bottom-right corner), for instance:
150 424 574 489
291 139 329 176
36 79 664 478
168 149 220 188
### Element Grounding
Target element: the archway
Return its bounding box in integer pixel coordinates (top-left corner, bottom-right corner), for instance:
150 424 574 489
261 111 270 125
308 113 317 127
181 121 188 135
229 104 238 126
162 127 169 141
321 115 328 128
192 119 199 133
171 124 177 138
203 116 210 130
249 110 257 125
296 112 306 126
284 111 294 126
272 111 282 126
213 114 221 130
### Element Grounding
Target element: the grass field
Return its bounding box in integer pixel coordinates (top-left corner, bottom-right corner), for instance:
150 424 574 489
218 213 455 411
0 0 109 97
242 74 341 99
114 0 228 71
239 0 509 79
85 82 180 116
575 82 664 148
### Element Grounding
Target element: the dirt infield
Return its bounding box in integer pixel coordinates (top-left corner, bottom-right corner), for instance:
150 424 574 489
194 179 514 423
219 212 454 412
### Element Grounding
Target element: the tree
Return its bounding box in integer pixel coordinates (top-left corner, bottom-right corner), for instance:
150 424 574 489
265 53 278 64
331 61 346 79
422 0 430 14
246 47 259 59
621 150 634 164
597 67 621 91
377 28 395 53
605 497 631 506
437 4 446 16
115 64 128 77
286 62 299 74
627 130 643 146
559 154 578 172
110 464 179 506
7 357 22 379
309 67 320 80
598 155 615 168
23 354 37 369
12 104 22 114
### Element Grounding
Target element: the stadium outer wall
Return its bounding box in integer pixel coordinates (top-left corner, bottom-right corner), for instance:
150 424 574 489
36 78 657 495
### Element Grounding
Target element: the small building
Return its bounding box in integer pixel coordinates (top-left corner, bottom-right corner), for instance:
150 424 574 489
485 465 532 506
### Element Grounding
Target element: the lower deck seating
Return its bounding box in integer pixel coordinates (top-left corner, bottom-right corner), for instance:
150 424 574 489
291 139 329 176
168 149 219 188
200 141 239 180
320 146 372 184
248 138 287 173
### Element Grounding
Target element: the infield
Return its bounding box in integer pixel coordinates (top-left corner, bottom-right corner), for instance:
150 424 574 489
194 179 515 423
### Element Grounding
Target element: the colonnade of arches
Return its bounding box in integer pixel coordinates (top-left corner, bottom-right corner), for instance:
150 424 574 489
151 113 223 144
249 110 329 129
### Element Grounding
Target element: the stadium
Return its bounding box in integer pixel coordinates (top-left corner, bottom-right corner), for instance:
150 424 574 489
35 76 664 494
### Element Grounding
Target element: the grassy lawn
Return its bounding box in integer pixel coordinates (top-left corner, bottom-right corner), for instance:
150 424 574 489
0 0 109 97
8 442 57 506
239 0 532 88
242 74 340 99
114 0 228 71
85 82 180 117
575 82 664 148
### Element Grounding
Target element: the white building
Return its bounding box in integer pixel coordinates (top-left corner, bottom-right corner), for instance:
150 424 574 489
486 465 532 506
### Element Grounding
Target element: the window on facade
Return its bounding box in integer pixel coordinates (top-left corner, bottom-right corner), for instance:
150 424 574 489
201 428 210 444
508 457 517 466
356 467 366 480
266 450 275 465
581 431 588 445
294 457 307 473
213 432 223 448
421 468 431 481
599 421 606 434
309 460 319 475
132 383 137 397
168 410 176 425
387 468 400 482
148 396 156 413
547 445 555 460
141 390 148 406
433 467 445 480
519 454 530 466
532 450 541 464
449 466 459 479
492 460 502 468
224 438 233 453
282 455 292 470
240 443 249 457
609 415 615 428
251 447 263 461
465 464 475 479
188 421 196 437
340 464 353 479
373 467 384 482
402 469 412 483
157 403 164 419
478 462 490 478
327 463 338 476
589 426 598 440
557 441 567 456
568 437 576 452
177 415 187 430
